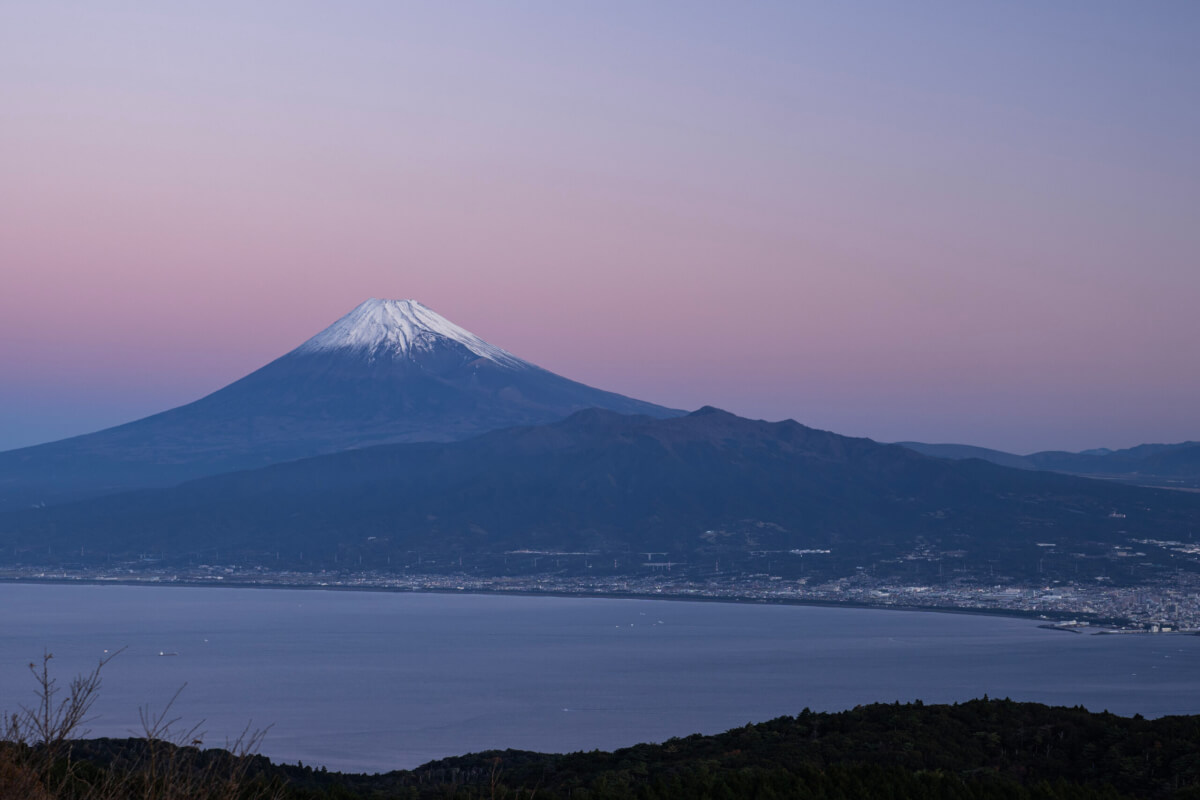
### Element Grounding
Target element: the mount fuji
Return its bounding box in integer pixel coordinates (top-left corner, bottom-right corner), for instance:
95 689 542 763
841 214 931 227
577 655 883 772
0 299 680 507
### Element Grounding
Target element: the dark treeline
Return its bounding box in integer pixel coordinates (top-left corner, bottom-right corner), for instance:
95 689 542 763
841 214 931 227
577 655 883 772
53 699 1200 800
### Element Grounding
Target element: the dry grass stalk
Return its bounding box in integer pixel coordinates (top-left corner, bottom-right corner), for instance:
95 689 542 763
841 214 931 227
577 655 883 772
2 651 285 800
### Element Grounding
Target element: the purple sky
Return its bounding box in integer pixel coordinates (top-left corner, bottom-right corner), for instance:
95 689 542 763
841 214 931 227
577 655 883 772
2 2 1198 454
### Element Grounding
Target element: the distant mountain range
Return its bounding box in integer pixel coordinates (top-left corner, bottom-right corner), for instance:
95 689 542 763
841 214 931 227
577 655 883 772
897 440 1200 489
4 406 1198 582
0 299 679 509
2 298 1197 584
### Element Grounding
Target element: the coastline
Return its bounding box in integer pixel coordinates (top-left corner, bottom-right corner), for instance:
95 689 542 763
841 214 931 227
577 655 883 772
0 573 1122 627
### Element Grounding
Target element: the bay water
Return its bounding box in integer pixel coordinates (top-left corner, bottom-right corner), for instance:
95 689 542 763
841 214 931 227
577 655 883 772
1 583 1197 772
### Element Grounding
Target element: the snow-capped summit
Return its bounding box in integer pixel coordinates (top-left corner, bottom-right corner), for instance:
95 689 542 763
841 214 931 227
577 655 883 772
294 299 530 370
0 298 681 507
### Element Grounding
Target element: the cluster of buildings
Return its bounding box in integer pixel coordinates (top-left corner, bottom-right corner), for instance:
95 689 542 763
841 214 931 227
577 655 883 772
4 562 1199 632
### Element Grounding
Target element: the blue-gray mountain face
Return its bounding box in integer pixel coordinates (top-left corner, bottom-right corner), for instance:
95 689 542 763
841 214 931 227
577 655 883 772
898 440 1200 489
0 300 680 508
5 407 1200 583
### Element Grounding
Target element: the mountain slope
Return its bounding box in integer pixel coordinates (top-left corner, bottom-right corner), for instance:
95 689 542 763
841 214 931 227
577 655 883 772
895 442 1035 470
899 438 1200 489
5 407 1198 581
0 300 680 508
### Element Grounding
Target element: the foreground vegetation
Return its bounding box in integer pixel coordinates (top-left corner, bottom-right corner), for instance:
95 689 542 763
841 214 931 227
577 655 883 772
262 699 1200 800
7 652 1200 799
12 686 1200 799
1 652 285 800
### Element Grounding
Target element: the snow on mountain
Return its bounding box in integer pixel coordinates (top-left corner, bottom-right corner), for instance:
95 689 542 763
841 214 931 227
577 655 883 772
0 298 682 508
294 299 530 369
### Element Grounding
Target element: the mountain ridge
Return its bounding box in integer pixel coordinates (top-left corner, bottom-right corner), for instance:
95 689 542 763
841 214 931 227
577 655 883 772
6 406 1199 583
899 438 1200 489
0 300 680 509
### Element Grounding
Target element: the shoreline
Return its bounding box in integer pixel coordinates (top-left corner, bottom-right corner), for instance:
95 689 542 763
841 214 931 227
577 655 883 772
0 574 1122 627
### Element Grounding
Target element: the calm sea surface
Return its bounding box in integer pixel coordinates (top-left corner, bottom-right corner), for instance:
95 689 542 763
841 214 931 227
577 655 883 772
1 583 1198 772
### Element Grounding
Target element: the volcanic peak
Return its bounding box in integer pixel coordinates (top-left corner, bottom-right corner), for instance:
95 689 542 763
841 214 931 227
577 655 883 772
292 299 530 369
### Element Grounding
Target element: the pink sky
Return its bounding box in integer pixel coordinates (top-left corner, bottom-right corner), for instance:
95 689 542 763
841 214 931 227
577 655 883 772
2 2 1198 453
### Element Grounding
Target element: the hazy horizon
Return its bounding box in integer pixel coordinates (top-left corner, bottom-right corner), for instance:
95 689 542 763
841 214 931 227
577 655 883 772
3 2 1198 454
0 293 1196 456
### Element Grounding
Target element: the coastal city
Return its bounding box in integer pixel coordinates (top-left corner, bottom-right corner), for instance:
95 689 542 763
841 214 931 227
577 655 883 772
4 563 1199 634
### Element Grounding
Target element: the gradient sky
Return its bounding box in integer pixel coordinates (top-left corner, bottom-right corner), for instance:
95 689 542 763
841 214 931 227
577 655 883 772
2 2 1198 454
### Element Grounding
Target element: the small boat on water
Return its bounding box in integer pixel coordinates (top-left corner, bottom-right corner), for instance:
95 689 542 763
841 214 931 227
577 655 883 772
158 651 178 657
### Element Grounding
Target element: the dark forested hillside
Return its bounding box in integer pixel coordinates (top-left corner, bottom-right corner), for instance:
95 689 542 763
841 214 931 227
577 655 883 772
61 699 1200 799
